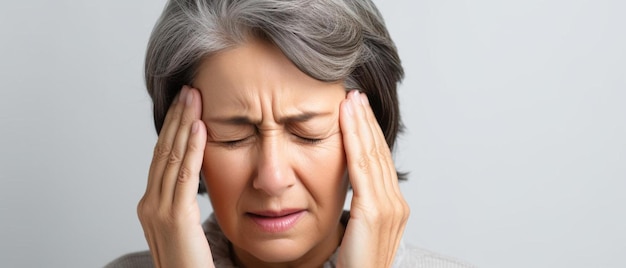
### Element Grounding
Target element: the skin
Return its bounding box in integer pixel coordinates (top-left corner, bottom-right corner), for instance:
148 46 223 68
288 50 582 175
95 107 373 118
137 38 409 268
196 39 349 267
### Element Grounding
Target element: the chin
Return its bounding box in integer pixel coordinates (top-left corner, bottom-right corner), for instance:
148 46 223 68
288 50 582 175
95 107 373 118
244 238 309 263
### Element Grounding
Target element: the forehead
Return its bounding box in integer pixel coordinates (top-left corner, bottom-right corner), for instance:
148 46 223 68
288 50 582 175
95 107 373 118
193 39 345 117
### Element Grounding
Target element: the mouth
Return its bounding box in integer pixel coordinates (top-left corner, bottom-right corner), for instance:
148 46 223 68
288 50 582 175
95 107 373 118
246 209 306 233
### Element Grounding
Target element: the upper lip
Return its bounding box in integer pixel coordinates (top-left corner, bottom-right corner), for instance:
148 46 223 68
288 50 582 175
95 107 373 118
247 209 305 217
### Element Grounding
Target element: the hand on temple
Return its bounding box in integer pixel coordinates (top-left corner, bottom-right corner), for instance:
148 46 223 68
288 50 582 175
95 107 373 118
137 86 214 268
337 90 410 268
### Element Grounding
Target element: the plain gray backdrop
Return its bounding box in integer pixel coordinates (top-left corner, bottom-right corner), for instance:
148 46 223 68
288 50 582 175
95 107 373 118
1 0 624 267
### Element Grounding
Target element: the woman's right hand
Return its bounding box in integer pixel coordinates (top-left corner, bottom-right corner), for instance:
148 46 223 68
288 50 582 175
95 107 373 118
137 86 214 268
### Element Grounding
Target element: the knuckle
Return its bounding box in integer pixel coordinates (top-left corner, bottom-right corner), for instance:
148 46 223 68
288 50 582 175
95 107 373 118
366 144 390 162
177 166 193 184
357 155 369 171
136 200 144 217
179 113 193 127
397 199 410 222
137 198 154 221
379 144 391 158
167 150 183 165
403 205 411 222
136 198 181 228
153 142 172 162
369 146 379 158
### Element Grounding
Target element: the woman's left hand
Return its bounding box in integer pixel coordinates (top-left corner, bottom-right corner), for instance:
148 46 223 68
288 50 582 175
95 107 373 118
336 90 410 268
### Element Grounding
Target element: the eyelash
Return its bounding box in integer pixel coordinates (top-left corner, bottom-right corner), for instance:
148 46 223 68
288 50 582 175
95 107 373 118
220 136 253 148
219 134 323 148
295 135 323 145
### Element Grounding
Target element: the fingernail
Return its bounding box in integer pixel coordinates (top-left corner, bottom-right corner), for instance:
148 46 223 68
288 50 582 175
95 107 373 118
191 121 199 134
345 99 354 115
179 87 188 104
361 93 370 106
185 89 193 106
351 90 360 100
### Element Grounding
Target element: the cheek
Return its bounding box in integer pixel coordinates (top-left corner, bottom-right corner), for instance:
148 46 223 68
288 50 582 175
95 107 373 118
294 137 348 205
201 148 251 214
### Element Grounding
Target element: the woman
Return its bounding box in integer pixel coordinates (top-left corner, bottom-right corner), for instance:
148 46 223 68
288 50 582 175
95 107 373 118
108 0 474 267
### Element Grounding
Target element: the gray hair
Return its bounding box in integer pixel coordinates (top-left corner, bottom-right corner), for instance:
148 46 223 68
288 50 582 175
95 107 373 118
145 0 406 185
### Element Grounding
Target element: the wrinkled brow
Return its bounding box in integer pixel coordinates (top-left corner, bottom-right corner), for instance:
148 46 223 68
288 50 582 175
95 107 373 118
208 111 331 125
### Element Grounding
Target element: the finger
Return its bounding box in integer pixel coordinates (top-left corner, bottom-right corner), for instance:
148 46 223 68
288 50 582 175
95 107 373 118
358 92 397 195
161 88 202 206
359 93 399 196
145 86 187 198
340 90 380 198
359 93 406 258
173 119 206 209
350 90 385 197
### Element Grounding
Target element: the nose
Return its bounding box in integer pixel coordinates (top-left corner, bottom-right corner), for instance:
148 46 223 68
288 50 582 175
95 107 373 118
252 136 295 196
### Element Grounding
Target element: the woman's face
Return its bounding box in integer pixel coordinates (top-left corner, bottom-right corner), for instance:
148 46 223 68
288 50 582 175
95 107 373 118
195 39 349 266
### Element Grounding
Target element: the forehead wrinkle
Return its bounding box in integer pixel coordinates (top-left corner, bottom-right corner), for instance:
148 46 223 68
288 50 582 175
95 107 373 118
265 72 327 125
199 78 262 123
204 92 261 125
201 93 256 124
196 38 345 129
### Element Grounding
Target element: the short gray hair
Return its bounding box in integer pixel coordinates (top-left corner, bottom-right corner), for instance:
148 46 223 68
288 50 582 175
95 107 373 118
145 0 406 184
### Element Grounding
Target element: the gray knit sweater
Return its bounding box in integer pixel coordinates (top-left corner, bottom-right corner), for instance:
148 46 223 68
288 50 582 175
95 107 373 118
106 213 476 268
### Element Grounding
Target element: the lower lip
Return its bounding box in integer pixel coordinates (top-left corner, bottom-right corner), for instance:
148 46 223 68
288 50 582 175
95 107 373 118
248 211 306 233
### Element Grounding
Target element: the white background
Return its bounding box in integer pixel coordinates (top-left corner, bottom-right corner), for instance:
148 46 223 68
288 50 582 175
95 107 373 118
1 0 624 267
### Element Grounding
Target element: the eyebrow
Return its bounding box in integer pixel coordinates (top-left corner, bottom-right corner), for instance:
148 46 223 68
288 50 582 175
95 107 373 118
208 111 330 125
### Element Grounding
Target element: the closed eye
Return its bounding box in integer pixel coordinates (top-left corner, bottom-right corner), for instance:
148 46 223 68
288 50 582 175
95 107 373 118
293 134 323 145
219 136 254 148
